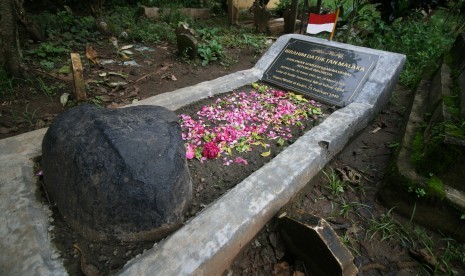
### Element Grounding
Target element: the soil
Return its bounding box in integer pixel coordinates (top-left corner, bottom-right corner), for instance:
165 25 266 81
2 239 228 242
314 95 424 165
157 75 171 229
3 32 464 275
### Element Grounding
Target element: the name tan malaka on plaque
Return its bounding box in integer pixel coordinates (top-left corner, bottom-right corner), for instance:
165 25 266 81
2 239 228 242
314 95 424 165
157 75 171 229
262 38 380 107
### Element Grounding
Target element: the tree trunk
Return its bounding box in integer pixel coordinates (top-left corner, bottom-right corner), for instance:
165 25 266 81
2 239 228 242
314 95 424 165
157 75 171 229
0 0 22 77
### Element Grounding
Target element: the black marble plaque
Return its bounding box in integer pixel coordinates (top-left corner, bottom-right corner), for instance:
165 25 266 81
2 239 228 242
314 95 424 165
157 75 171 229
262 38 379 107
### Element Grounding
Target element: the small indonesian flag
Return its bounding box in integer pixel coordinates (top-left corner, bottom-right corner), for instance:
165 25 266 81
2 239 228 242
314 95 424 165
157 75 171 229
306 13 338 34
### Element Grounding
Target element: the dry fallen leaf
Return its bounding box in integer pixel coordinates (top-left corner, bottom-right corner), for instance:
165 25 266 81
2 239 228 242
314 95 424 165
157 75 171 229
370 126 382 133
106 81 127 88
110 36 118 48
120 44 134 50
60 93 70 107
85 45 100 65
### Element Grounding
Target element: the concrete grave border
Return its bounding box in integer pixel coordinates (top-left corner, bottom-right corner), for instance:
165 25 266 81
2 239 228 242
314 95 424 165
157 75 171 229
0 34 405 275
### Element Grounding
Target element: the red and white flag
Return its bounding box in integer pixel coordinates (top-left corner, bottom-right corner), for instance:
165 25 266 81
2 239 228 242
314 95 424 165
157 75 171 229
306 13 338 34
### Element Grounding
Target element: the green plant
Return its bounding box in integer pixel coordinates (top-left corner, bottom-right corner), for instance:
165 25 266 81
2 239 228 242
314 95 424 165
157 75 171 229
197 27 219 40
220 28 268 55
445 0 465 35
323 169 345 197
366 208 399 242
410 129 425 166
194 27 226 66
384 11 455 89
274 0 305 17
198 39 224 66
0 69 16 98
408 185 426 198
441 239 465 266
103 6 182 44
426 175 446 200
15 104 41 127
37 78 57 101
27 42 68 70
33 10 98 46
338 199 369 218
241 34 268 54
88 96 103 107
334 0 382 44
387 142 399 148
366 207 465 273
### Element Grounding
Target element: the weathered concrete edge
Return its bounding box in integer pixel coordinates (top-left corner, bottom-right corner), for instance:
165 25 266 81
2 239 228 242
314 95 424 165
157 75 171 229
131 69 263 109
0 128 67 275
119 102 374 275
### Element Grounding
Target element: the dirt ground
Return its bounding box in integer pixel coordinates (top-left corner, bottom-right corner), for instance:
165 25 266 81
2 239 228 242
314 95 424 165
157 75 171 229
3 36 464 275
0 41 260 139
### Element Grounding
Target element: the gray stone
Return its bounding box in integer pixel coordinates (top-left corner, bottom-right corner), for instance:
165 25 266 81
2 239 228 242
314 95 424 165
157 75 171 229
41 105 192 242
176 24 198 59
175 22 199 59
278 211 358 276
176 33 198 59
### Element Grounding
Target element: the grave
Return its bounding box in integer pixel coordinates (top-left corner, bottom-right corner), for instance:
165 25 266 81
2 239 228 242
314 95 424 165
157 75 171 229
0 34 405 275
380 35 465 241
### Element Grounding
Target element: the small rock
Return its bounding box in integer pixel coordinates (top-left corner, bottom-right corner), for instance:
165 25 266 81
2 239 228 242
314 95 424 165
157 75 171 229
252 239 261 248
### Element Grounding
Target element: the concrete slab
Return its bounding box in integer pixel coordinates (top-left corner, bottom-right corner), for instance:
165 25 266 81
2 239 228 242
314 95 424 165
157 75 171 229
0 34 405 275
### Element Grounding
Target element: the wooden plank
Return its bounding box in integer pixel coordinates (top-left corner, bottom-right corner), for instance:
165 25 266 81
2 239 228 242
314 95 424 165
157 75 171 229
70 53 86 102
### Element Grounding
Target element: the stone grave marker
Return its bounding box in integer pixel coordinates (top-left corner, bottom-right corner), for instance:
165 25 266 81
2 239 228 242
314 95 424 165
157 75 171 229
262 38 379 107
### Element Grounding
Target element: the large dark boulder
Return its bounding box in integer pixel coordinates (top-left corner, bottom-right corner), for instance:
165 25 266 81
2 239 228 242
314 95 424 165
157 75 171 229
41 105 192 242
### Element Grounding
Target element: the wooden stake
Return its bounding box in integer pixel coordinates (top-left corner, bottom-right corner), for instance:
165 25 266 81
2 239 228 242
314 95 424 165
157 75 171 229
328 8 340 41
70 53 87 102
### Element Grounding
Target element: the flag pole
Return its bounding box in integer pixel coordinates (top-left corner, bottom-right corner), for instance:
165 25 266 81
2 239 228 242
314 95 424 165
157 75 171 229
328 8 340 41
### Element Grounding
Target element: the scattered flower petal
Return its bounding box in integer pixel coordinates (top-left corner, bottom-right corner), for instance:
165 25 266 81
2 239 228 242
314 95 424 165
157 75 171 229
186 144 195 159
234 157 248 165
180 83 323 165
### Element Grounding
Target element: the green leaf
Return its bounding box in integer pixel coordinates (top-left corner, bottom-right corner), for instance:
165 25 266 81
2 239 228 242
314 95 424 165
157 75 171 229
58 65 71 74
261 150 271 157
195 147 203 160
311 107 322 115
40 60 55 70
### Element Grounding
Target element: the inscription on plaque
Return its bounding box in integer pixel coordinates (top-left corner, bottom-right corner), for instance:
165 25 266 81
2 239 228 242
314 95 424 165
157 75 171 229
262 38 379 106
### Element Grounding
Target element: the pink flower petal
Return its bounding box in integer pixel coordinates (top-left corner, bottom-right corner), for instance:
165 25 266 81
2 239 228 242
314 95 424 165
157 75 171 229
234 157 248 165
